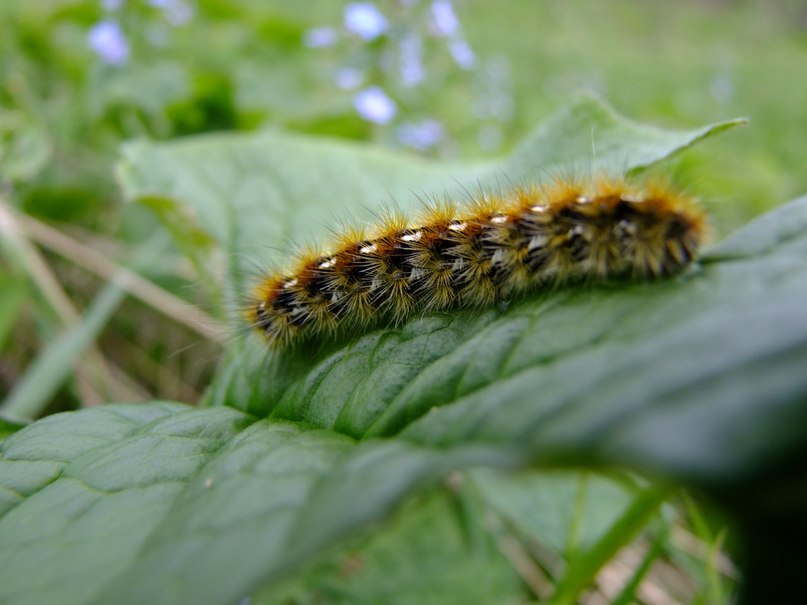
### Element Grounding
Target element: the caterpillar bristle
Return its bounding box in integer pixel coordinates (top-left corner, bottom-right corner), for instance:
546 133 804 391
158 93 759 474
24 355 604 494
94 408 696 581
248 177 707 349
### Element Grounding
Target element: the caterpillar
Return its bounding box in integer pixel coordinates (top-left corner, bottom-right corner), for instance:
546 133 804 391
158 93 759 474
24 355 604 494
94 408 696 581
247 176 707 349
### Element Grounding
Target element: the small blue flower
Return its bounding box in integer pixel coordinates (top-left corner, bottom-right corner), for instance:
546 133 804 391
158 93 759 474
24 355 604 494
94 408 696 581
430 0 459 37
399 34 425 87
344 3 388 40
354 87 397 124
304 27 338 48
397 119 444 150
449 39 476 70
88 20 129 65
149 0 194 26
335 67 364 89
710 72 734 104
102 0 124 11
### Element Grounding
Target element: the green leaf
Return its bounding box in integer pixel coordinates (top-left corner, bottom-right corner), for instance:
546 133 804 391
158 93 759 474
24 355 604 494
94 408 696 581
0 404 249 605
0 403 513 605
117 98 807 601
506 95 746 179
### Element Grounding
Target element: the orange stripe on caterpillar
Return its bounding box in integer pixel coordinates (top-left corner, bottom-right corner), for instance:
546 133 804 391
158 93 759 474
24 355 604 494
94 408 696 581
247 177 707 349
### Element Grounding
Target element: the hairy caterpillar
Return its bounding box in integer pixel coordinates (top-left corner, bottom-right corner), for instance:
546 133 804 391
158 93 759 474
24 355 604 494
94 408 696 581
247 177 706 349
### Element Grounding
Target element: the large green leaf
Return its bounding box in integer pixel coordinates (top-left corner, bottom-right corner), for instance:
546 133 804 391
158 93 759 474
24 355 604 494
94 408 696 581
2 100 803 605
119 97 804 486
0 402 515 605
